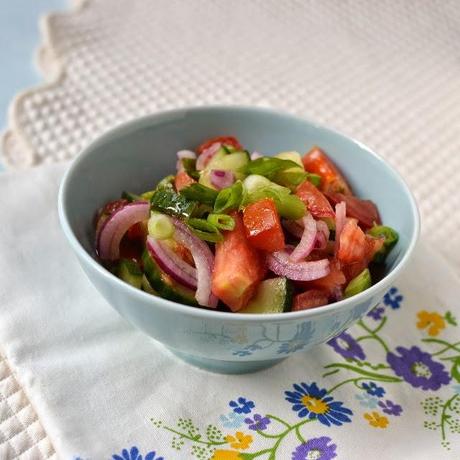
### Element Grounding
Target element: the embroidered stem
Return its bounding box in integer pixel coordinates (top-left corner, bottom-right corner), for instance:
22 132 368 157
161 425 226 447
323 363 402 383
423 338 460 356
440 394 459 442
356 319 390 353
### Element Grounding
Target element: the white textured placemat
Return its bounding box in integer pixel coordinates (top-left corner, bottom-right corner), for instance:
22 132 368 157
2 0 460 269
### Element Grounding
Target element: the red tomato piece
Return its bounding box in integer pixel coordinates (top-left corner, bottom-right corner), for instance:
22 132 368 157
292 289 329 311
338 218 367 265
302 147 352 195
212 212 267 311
174 171 196 192
295 180 335 219
242 198 285 252
197 136 242 154
126 221 147 241
326 192 381 229
307 260 346 295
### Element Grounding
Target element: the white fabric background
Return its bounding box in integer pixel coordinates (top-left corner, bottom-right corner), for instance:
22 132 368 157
0 162 459 459
1 0 460 458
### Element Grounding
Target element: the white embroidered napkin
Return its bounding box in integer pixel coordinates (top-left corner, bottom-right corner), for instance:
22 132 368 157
1 162 459 459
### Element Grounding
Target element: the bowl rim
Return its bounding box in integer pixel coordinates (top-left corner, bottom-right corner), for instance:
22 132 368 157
58 105 420 322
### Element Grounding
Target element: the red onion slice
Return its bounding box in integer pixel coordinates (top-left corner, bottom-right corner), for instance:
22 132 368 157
146 236 197 289
97 202 150 260
315 220 330 249
251 151 263 160
289 213 317 262
196 142 221 170
268 249 330 281
210 169 235 189
335 201 346 254
171 218 218 308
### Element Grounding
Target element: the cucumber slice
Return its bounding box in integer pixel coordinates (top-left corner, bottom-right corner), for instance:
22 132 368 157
207 149 249 179
142 249 198 306
141 274 157 294
275 151 303 167
117 259 143 289
239 278 293 314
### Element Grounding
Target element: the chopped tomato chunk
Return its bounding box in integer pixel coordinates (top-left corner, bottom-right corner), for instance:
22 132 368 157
338 218 367 265
295 180 335 219
302 147 352 195
292 289 329 311
212 213 266 311
174 171 196 192
242 198 285 252
326 192 381 229
307 260 346 295
197 136 242 154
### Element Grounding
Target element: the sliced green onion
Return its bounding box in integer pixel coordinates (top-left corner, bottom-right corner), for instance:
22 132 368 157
150 188 196 218
344 268 372 298
274 168 308 188
180 183 218 206
245 157 301 180
141 190 156 200
181 158 200 180
367 225 399 263
207 213 235 231
306 173 322 187
187 218 223 243
121 191 143 202
275 194 306 220
192 203 213 218
214 181 243 214
148 212 174 239
221 144 238 154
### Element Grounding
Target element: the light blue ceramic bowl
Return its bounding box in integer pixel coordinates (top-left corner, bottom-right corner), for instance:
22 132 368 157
58 106 419 374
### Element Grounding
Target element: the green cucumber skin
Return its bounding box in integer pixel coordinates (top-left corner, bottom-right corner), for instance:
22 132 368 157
142 250 197 306
239 278 293 314
117 259 143 289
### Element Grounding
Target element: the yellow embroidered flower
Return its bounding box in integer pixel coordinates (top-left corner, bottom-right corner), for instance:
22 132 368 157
416 310 446 336
364 411 389 428
224 431 253 450
211 450 243 460
301 395 329 414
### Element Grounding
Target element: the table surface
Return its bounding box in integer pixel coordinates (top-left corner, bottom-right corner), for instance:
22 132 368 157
0 0 67 171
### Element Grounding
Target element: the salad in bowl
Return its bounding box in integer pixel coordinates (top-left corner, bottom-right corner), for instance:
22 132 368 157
95 136 398 314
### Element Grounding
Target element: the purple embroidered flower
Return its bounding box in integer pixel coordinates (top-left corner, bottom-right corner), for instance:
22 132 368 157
362 382 385 397
244 413 271 431
367 306 385 320
387 346 451 390
378 399 403 416
285 382 352 426
327 332 365 360
229 397 255 414
383 287 403 309
355 393 379 409
112 447 163 460
291 437 337 460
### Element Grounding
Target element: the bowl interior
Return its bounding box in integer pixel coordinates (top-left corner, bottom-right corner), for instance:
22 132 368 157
62 107 416 285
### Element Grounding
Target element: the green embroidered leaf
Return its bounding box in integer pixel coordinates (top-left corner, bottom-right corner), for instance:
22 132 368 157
445 311 458 326
451 357 460 383
205 424 224 442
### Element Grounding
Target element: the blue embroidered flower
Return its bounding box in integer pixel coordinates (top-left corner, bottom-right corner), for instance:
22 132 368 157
362 382 385 397
355 393 379 409
378 399 403 416
219 412 245 428
291 436 337 460
327 332 365 360
244 414 271 431
383 287 403 309
229 397 255 414
232 349 252 357
367 306 385 320
112 447 163 460
285 382 352 426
